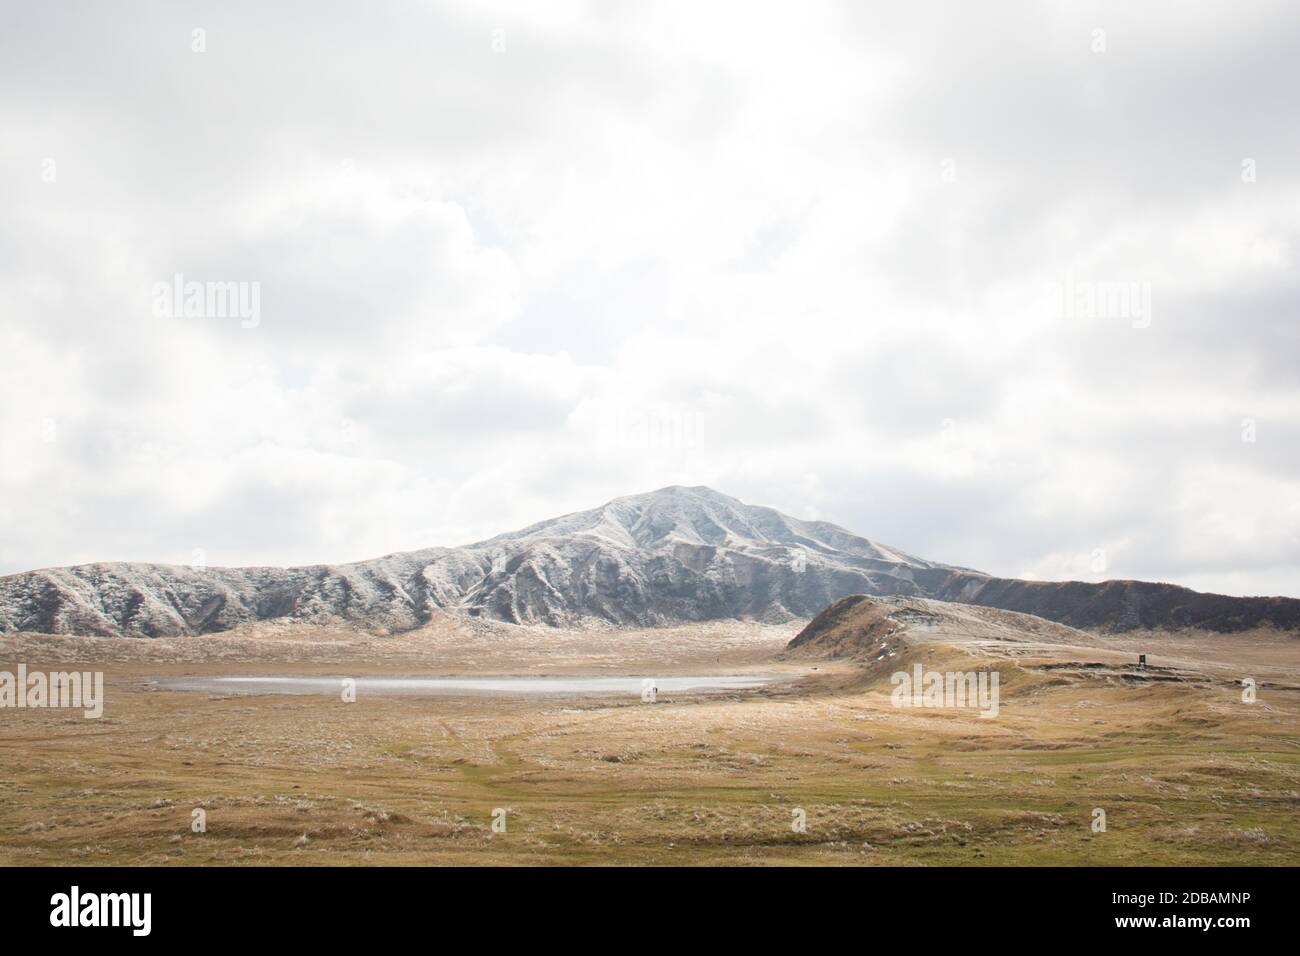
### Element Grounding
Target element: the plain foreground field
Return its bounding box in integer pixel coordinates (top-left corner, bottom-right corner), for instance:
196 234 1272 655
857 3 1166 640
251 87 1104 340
2 606 1297 866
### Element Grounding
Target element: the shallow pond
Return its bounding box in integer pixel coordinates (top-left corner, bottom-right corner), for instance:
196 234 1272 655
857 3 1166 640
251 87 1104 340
151 674 775 697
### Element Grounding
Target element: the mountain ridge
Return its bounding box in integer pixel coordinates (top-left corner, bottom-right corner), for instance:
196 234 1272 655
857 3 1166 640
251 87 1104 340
0 486 956 636
2 485 1297 637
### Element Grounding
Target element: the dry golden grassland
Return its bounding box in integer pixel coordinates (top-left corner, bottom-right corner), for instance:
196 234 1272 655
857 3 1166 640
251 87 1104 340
1 613 1296 866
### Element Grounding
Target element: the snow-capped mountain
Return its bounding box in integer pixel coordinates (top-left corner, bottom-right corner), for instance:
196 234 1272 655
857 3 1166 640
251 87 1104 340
4 485 1297 637
0 486 966 636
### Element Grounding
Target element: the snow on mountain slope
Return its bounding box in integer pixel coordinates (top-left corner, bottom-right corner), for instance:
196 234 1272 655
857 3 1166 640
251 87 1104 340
8 485 1293 637
0 486 959 636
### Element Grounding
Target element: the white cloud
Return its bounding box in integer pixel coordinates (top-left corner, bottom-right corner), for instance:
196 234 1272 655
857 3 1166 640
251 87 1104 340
0 0 1298 597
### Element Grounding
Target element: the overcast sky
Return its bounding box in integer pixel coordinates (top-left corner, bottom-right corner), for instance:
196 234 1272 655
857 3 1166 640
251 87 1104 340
1 0 1297 597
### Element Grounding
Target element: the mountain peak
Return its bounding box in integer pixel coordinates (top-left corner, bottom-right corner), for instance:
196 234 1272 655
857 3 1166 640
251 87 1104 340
4 487 1297 637
0 487 949 635
491 485 868 555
